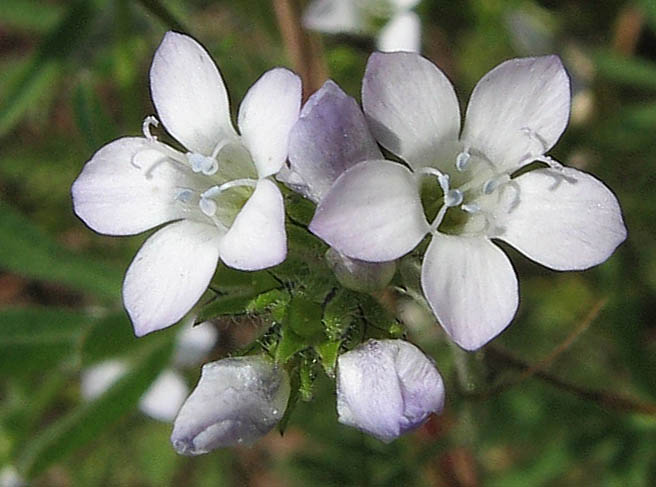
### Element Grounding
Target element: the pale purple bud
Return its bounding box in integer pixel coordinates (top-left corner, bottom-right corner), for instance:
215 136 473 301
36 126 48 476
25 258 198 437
337 339 444 442
325 247 396 293
171 356 290 455
285 79 382 203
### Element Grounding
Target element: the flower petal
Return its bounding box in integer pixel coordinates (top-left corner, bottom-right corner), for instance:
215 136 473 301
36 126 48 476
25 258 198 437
288 80 382 202
310 160 429 262
139 370 189 422
302 0 362 34
238 68 302 178
421 234 519 350
72 137 202 236
123 220 221 337
171 356 290 454
492 167 627 270
376 11 421 53
462 56 570 171
337 339 444 443
150 32 236 155
337 341 405 441
362 52 460 169
220 179 286 271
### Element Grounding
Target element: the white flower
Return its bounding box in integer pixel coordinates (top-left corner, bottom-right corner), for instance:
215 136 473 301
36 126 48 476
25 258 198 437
310 52 627 350
170 355 290 455
337 339 444 442
72 32 301 336
303 0 422 52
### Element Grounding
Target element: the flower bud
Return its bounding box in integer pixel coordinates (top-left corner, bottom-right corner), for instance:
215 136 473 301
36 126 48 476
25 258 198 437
336 339 444 442
325 248 396 293
171 356 290 455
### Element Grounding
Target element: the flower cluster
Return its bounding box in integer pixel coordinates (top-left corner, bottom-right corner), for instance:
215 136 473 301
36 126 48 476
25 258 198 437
72 32 626 452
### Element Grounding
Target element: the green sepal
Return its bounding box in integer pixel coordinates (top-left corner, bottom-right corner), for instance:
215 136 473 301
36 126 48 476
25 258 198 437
277 365 300 435
315 340 341 379
286 295 324 339
275 327 306 364
299 356 316 402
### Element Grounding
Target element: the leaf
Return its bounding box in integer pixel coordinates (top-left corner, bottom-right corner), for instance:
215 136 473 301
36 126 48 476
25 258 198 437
0 0 64 32
195 294 258 322
0 307 90 374
0 0 98 137
17 337 174 479
0 201 123 300
72 76 119 152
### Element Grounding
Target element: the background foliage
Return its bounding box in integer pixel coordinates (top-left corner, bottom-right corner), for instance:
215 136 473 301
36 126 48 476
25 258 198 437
0 0 655 485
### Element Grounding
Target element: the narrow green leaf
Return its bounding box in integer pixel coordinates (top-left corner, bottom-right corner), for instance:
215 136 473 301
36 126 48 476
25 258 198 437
0 0 97 137
0 201 123 300
0 0 64 32
72 76 119 151
18 337 173 478
195 294 256 322
0 307 89 374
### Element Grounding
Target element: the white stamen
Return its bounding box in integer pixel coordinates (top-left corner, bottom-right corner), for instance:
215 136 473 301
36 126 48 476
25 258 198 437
198 178 258 217
429 204 449 232
416 167 450 195
199 198 217 217
210 139 230 159
534 155 564 171
200 185 221 200
461 202 480 214
215 178 258 193
445 189 463 207
142 116 159 141
437 174 450 194
455 151 470 172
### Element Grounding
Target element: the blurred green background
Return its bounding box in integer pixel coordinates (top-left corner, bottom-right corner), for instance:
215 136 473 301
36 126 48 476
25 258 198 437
1 0 655 485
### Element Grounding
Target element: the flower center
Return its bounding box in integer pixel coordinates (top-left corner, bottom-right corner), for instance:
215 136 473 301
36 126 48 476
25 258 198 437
417 129 565 237
136 116 258 231
417 148 515 237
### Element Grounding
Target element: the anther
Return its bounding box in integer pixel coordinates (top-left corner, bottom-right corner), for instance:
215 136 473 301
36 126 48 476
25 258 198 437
455 151 470 172
187 153 218 175
175 189 194 203
199 198 217 217
483 179 498 194
445 189 463 207
142 116 159 141
461 202 480 214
